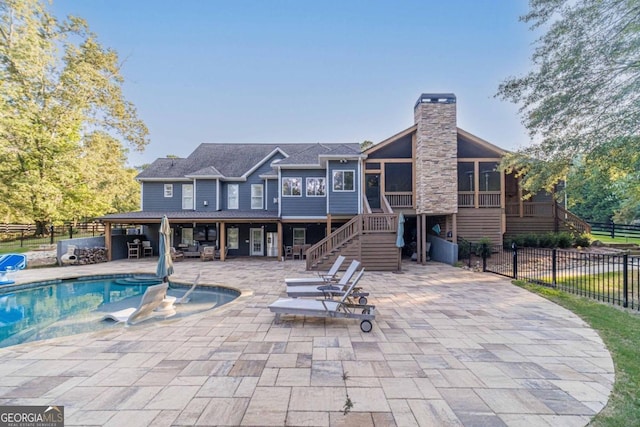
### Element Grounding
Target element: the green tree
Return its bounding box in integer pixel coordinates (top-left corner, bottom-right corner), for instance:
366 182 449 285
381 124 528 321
496 0 640 196
0 0 147 232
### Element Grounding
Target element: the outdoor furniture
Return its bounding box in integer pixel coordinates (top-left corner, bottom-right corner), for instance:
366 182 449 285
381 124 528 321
269 270 376 333
286 259 359 287
170 247 184 261
183 245 200 258
101 283 174 325
127 242 140 259
215 247 228 260
0 254 27 285
284 246 293 260
286 267 370 304
200 246 215 261
142 241 153 257
292 245 303 260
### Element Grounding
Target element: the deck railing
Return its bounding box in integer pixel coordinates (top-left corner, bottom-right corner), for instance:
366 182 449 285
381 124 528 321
305 213 398 269
458 191 501 208
556 205 592 234
385 192 413 208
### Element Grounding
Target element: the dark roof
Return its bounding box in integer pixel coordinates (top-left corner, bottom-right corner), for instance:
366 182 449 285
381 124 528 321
100 210 281 222
138 143 361 180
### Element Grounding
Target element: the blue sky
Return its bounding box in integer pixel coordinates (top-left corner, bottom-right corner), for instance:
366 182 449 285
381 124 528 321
52 0 536 166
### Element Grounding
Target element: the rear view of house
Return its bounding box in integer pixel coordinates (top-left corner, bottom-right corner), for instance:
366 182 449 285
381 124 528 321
100 93 589 269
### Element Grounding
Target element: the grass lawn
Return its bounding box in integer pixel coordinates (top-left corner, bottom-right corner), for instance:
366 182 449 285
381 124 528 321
591 233 640 245
515 281 640 427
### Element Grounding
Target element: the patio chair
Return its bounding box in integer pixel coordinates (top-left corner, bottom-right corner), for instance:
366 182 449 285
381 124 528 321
269 269 376 333
200 246 215 261
286 258 358 287
287 268 369 305
101 283 172 325
127 242 140 259
0 254 27 285
142 240 153 257
286 265 370 304
170 247 184 261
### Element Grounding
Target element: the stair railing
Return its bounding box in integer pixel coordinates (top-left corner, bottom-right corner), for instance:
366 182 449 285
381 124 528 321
556 204 592 234
306 215 362 269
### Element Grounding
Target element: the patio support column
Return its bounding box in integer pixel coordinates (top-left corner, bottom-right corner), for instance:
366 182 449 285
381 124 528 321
277 221 283 261
451 213 457 242
421 214 427 265
416 214 422 264
105 222 112 261
220 222 226 261
326 214 332 238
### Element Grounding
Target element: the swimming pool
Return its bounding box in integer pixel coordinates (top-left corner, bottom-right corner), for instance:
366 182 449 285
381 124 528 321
0 275 239 348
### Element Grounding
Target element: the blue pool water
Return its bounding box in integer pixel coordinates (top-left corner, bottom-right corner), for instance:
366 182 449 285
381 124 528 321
0 276 239 348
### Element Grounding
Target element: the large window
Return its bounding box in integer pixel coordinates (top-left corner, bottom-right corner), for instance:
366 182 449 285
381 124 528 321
227 227 239 249
479 162 501 191
384 163 412 192
228 184 239 209
164 184 173 198
333 170 355 192
182 184 193 209
306 178 326 197
282 178 302 197
251 184 263 209
457 162 474 192
293 228 306 245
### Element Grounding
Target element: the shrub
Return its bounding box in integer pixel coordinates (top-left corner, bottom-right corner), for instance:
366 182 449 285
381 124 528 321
475 237 493 258
574 233 592 248
557 232 573 248
538 232 559 248
523 233 540 247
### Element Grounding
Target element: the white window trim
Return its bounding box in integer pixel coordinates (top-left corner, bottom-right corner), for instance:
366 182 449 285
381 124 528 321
306 177 326 197
251 184 263 209
332 170 355 192
182 184 193 210
282 177 302 197
164 184 173 198
228 184 239 209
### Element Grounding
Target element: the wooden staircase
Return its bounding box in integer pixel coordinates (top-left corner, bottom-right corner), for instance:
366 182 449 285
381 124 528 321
555 204 592 235
306 213 400 271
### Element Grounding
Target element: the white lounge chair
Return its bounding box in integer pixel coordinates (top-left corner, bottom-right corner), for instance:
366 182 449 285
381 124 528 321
285 257 355 287
269 269 376 332
101 283 172 325
175 273 201 304
286 264 369 304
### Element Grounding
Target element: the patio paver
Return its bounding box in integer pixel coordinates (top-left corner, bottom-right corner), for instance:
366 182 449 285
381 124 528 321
0 258 614 426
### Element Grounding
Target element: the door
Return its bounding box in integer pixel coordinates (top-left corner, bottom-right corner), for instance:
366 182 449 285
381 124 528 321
366 174 381 209
250 228 264 256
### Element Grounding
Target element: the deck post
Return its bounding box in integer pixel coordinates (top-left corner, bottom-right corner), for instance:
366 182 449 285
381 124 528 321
277 221 283 261
421 215 427 265
105 223 112 261
220 222 226 261
416 214 422 264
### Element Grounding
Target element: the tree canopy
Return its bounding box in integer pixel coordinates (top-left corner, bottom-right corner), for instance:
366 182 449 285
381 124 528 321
497 0 640 210
0 0 148 228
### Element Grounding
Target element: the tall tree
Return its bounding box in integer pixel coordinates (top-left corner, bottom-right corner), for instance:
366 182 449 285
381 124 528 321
497 0 640 196
0 0 148 232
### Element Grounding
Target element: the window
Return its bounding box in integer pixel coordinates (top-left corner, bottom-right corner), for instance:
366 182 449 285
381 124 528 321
227 227 239 249
251 184 263 209
479 162 501 191
385 163 412 192
228 184 239 209
293 228 306 245
182 184 193 209
181 227 193 246
306 178 326 197
457 162 474 192
333 170 355 192
282 178 302 197
164 184 173 198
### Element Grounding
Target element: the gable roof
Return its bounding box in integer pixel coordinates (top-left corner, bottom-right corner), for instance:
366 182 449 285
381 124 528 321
137 142 361 181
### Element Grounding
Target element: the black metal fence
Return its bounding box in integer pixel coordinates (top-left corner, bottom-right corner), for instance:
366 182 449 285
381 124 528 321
0 223 105 251
478 243 640 311
589 221 640 239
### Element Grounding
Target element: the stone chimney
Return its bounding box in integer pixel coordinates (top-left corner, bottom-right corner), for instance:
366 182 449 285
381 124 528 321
414 93 458 215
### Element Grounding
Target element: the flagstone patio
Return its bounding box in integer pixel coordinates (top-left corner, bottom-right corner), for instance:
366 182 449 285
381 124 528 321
0 259 613 426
